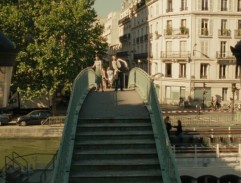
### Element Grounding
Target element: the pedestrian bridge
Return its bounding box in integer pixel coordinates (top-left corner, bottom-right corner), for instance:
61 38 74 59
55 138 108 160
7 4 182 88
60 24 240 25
51 67 181 183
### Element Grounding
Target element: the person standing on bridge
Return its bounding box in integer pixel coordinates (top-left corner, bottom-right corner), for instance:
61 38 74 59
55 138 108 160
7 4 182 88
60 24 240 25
164 116 172 136
111 55 128 91
173 120 183 142
92 55 104 92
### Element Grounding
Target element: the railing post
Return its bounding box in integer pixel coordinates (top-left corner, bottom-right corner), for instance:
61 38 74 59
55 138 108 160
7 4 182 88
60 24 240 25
216 144 220 158
239 144 241 169
194 145 197 166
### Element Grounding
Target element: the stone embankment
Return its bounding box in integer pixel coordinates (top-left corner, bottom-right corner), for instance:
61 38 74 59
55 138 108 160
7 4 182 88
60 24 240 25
0 125 63 138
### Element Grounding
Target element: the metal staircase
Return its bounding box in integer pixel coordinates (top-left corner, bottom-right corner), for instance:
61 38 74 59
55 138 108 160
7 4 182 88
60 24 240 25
68 118 162 183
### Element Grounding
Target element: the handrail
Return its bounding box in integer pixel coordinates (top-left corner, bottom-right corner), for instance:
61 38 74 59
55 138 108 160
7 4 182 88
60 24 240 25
41 116 65 125
128 67 181 183
51 68 96 183
40 151 58 183
12 151 29 170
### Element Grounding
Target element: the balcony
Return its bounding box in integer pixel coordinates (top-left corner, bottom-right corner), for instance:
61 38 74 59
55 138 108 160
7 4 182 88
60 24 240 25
199 28 212 38
136 0 146 10
119 34 131 43
234 29 241 39
164 28 189 39
146 0 158 5
118 16 130 25
160 51 191 59
166 8 173 13
216 51 235 59
134 52 148 59
116 51 129 57
218 29 231 38
180 6 188 11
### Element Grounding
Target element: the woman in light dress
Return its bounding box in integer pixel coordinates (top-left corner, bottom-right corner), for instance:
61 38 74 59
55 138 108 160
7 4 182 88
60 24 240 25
106 67 114 88
92 55 104 91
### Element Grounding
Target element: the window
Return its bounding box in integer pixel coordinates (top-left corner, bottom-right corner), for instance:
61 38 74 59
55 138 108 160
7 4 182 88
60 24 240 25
238 20 241 36
166 41 172 57
179 63 186 78
202 0 209 10
180 0 187 10
221 19 227 32
181 19 186 27
238 20 241 29
222 88 228 101
221 0 228 11
180 41 187 56
166 20 172 35
201 41 209 58
235 65 240 79
165 63 172 77
167 0 173 12
201 19 209 35
238 0 241 11
219 64 226 79
220 41 226 58
200 64 208 79
155 62 158 74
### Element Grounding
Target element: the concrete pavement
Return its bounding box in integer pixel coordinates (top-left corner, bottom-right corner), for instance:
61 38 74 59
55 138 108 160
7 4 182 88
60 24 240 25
78 89 150 119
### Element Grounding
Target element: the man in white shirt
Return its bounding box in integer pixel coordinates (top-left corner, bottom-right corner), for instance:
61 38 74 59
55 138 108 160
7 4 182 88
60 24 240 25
111 55 128 91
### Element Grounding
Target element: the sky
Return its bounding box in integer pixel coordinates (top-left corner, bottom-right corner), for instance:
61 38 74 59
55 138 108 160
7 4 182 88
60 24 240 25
93 0 123 18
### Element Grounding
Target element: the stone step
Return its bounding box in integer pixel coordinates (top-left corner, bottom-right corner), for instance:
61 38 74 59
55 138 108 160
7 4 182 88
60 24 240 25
78 118 151 124
71 158 160 170
74 139 155 145
76 125 153 132
69 169 162 183
72 152 158 160
77 122 152 127
76 130 153 135
75 133 154 140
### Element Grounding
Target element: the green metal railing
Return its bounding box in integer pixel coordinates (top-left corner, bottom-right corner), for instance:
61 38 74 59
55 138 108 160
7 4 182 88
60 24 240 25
51 68 96 183
128 67 181 183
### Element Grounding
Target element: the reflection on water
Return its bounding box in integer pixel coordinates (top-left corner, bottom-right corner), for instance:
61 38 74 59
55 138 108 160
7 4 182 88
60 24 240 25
0 138 61 168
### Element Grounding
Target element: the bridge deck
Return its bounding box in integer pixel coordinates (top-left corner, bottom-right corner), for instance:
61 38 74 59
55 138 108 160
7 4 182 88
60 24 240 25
79 89 149 119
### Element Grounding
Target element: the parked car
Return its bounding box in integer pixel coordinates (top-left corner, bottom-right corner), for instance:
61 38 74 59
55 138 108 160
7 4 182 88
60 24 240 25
16 110 52 126
0 113 10 126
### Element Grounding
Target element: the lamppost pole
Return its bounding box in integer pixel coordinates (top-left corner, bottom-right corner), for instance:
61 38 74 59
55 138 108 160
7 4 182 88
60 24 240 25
202 82 207 109
231 83 237 120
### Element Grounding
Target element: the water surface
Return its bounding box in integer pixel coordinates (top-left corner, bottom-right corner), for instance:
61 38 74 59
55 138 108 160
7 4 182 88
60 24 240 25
0 138 60 168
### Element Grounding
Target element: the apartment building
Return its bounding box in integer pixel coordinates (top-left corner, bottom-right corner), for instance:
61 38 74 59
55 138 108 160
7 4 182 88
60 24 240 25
102 12 121 57
120 0 241 108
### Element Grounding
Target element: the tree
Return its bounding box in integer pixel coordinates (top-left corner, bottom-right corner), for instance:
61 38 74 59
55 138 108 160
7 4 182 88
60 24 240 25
0 0 107 99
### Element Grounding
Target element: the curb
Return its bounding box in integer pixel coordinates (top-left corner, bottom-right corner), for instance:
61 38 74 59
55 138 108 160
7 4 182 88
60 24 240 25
162 109 233 114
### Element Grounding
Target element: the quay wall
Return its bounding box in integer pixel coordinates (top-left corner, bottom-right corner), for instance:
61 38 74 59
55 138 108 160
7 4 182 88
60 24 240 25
0 126 63 138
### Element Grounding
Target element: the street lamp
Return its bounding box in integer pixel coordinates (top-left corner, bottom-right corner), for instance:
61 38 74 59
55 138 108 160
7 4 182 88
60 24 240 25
137 59 141 68
202 82 207 109
231 83 238 115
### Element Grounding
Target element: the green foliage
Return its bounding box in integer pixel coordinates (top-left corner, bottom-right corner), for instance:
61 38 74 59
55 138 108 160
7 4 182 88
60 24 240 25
0 0 107 98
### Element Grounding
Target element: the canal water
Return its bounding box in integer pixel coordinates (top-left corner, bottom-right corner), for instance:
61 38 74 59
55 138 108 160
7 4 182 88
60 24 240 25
0 138 61 168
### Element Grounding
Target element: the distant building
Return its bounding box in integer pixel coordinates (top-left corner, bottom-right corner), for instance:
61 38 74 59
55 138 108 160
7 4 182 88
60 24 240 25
0 32 17 109
119 0 241 108
102 12 121 58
